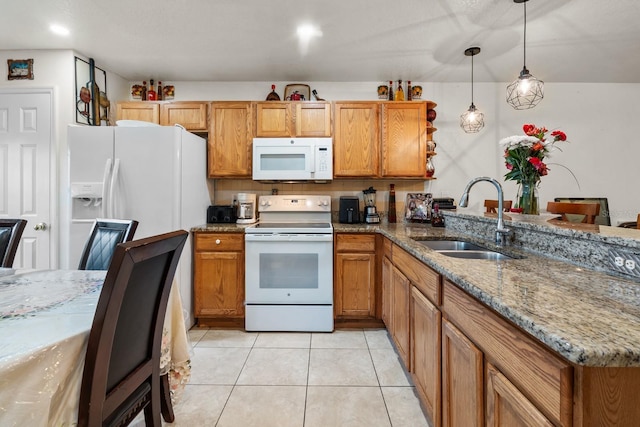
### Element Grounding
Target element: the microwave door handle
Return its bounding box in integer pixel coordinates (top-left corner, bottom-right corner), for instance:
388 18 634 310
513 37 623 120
308 145 316 173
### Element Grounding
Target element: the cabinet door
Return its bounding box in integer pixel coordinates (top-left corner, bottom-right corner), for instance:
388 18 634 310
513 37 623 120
382 255 392 329
442 319 483 427
295 102 331 136
255 102 292 137
209 102 253 178
193 250 244 317
160 101 208 130
333 102 380 177
335 252 376 317
486 363 554 427
381 101 426 177
391 264 411 369
412 287 442 427
116 101 160 123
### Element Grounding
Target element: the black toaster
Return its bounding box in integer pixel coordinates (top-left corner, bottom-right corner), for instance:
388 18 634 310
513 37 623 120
339 196 360 224
207 205 237 223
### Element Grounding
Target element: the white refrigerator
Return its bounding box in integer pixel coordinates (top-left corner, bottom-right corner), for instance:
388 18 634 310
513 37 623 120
65 124 210 326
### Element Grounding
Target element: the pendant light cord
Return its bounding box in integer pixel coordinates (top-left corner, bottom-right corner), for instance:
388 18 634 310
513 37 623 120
523 1 527 69
471 53 475 105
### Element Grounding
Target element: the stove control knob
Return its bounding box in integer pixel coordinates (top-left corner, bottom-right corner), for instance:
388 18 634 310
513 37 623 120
319 199 329 207
260 200 270 207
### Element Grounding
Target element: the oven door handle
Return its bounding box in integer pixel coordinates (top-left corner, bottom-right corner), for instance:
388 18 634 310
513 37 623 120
245 233 333 242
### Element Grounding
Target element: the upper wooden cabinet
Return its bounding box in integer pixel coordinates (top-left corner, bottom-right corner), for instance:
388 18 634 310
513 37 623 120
255 101 331 137
115 101 208 131
116 101 160 124
381 102 427 177
208 102 253 178
333 102 380 178
160 101 208 131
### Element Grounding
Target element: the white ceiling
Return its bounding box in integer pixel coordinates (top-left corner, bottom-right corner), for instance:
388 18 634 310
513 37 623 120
2 0 640 84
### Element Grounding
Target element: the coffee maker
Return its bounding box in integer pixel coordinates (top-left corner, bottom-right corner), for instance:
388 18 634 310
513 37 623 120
235 193 257 224
363 186 380 224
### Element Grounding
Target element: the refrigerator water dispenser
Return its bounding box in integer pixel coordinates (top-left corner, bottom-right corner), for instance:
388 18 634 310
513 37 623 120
71 182 103 220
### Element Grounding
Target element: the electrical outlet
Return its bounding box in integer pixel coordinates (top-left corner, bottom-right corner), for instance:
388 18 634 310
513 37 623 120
609 249 640 278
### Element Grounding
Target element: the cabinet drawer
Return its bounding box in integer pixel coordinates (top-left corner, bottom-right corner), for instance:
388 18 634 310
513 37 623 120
392 244 440 305
195 233 244 252
335 233 376 252
442 280 573 426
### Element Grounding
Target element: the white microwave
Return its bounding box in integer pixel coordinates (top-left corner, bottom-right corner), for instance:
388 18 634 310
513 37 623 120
252 137 333 182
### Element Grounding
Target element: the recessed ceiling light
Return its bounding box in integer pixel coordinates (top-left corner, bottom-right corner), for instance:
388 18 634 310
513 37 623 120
296 24 322 41
50 24 70 36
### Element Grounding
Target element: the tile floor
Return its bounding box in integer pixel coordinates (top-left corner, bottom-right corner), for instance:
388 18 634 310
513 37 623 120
164 328 431 427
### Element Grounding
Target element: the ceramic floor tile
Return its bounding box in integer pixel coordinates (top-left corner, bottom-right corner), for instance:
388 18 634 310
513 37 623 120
162 384 232 426
196 329 258 348
236 348 309 385
187 327 207 345
254 332 311 348
364 329 394 349
188 347 250 385
311 329 368 349
381 387 431 427
370 348 412 386
308 348 378 386
305 386 391 427
217 385 306 427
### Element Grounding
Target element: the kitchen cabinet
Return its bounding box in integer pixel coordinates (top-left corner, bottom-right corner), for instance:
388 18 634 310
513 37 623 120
381 237 393 327
208 102 253 178
255 101 331 137
442 318 484 427
193 232 245 327
381 101 427 177
390 263 411 368
115 101 208 131
334 233 377 320
333 102 380 177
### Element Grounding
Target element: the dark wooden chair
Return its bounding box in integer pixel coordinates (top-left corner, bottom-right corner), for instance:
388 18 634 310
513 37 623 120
546 201 600 224
78 219 138 270
78 230 188 427
484 200 513 213
0 219 27 268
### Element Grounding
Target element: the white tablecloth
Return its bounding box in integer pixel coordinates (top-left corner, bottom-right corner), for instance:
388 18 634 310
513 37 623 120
0 269 191 427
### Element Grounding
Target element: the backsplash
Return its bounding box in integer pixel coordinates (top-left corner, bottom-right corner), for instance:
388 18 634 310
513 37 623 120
212 179 427 221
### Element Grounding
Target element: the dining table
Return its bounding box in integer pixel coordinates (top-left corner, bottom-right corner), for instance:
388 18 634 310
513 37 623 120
0 269 192 427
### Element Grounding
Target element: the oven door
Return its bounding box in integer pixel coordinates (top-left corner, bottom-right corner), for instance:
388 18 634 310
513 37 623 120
245 233 333 304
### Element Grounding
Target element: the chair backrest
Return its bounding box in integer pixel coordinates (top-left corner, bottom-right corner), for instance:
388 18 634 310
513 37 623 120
547 201 600 224
637 213 640 230
0 219 27 268
553 197 611 226
78 219 139 270
78 230 188 427
484 200 513 213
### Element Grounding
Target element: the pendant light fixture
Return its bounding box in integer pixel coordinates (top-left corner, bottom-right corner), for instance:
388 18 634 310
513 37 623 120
460 46 484 133
506 0 544 110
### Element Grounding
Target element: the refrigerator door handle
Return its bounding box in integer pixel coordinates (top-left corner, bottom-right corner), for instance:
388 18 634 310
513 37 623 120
101 158 113 218
109 158 121 218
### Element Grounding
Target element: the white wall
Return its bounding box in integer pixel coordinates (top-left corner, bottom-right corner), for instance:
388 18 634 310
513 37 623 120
132 80 640 225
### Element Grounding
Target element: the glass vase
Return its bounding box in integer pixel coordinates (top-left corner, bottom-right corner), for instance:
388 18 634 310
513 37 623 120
518 180 539 215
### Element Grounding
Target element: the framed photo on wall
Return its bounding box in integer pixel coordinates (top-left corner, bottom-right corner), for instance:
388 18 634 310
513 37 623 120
75 57 108 125
7 59 34 80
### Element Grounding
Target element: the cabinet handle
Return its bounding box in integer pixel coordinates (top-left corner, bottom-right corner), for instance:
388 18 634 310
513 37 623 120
216 239 221 244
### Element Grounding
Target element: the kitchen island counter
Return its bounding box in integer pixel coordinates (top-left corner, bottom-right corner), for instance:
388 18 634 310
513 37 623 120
333 218 640 368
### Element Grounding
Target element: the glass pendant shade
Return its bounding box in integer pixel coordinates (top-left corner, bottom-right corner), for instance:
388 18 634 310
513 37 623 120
460 46 484 133
507 0 544 110
460 104 484 133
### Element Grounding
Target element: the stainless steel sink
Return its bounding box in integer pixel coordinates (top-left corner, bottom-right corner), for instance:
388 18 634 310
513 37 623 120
437 250 514 260
415 240 486 251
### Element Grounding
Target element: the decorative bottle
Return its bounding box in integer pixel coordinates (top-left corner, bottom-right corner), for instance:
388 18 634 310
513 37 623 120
147 79 157 101
141 81 147 101
426 157 435 178
266 84 280 101
388 81 394 101
312 89 325 101
395 80 404 101
157 81 163 101
407 80 412 101
431 203 445 227
388 184 397 223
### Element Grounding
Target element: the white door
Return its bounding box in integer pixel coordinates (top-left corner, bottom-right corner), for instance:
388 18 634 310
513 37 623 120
0 90 52 269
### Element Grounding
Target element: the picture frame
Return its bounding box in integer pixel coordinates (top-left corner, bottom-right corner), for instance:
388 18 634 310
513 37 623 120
284 84 310 101
7 59 34 80
75 57 108 126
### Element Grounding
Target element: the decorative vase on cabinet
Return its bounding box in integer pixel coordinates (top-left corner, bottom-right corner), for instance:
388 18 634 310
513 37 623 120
517 180 539 215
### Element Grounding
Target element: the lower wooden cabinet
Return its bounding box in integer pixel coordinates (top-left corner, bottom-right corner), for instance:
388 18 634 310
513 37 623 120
334 234 377 320
390 263 411 368
486 363 554 427
193 232 244 326
442 318 484 427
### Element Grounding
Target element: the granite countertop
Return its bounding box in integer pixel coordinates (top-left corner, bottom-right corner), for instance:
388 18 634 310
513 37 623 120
193 219 640 367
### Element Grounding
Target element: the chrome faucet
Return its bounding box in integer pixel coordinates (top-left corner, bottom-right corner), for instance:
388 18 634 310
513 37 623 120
459 176 512 245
